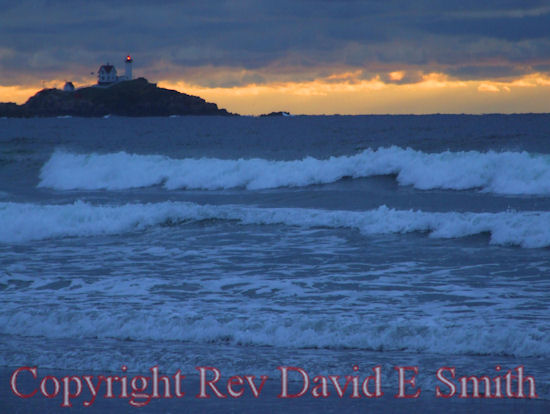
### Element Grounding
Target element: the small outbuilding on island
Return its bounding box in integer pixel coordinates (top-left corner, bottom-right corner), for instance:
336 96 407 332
63 82 75 92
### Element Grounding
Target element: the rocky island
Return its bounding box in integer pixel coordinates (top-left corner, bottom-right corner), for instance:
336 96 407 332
259 111 293 117
0 78 232 117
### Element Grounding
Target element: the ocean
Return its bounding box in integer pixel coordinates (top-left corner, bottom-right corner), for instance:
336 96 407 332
1 114 550 411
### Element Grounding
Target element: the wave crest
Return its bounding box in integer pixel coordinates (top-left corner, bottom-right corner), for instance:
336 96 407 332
38 148 550 195
1 306 547 357
1 201 549 248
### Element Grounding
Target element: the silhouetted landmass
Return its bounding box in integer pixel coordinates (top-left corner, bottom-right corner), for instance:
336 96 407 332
0 78 233 117
259 111 292 117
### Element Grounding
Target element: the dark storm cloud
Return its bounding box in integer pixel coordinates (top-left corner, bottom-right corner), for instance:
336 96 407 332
447 65 532 80
1 0 549 86
418 13 550 42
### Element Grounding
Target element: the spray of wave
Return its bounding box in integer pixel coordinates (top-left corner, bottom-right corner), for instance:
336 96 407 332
1 201 549 248
38 148 550 195
1 305 547 357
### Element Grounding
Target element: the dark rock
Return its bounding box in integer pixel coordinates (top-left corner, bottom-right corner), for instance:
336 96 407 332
259 111 292 117
0 102 23 118
0 78 234 117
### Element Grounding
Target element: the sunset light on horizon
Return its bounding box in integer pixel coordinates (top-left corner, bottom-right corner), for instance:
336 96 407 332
1 1 550 115
3 70 550 115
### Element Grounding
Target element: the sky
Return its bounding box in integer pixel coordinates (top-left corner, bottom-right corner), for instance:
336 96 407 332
1 0 550 114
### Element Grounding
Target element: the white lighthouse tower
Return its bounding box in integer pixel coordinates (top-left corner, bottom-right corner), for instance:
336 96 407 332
125 55 133 80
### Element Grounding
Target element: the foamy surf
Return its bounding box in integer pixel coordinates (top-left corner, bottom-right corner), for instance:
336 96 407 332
38 147 550 195
1 201 549 247
0 303 547 357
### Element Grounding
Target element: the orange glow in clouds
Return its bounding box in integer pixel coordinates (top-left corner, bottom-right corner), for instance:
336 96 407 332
0 85 47 105
159 71 550 115
389 71 405 81
1 71 550 115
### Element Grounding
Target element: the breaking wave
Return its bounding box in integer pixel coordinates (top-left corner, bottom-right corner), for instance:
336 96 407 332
38 148 550 195
1 201 550 248
1 304 548 358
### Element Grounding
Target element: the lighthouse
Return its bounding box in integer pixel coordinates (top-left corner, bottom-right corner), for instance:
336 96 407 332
125 55 133 80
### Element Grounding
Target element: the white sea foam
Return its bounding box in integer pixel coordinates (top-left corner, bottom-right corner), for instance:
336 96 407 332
38 147 550 194
0 303 548 357
1 201 550 247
